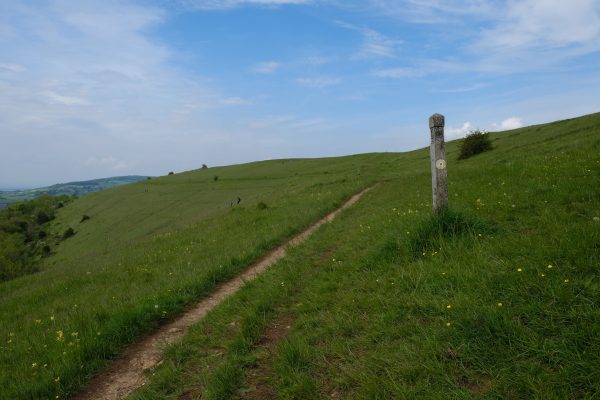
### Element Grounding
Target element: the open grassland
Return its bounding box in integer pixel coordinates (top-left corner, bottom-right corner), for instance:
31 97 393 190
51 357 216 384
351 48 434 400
1 112 599 399
129 113 600 399
0 154 392 399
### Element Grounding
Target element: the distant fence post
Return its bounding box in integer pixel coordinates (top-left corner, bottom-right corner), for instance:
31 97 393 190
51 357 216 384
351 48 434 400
429 113 448 213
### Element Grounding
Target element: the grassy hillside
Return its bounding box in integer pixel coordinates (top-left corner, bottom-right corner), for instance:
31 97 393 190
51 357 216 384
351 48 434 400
0 154 390 399
0 113 598 399
0 175 150 204
129 113 599 399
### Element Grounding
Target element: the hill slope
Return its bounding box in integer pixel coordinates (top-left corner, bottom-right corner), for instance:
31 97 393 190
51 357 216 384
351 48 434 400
0 113 598 399
0 175 150 205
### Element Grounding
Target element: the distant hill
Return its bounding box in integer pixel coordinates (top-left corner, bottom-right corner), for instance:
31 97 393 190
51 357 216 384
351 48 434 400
0 175 150 204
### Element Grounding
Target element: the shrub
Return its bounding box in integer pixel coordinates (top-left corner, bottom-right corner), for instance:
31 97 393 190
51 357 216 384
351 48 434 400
257 202 268 210
80 215 90 223
213 176 219 182
63 227 75 239
168 172 174 176
202 164 208 169
36 211 52 224
458 130 493 160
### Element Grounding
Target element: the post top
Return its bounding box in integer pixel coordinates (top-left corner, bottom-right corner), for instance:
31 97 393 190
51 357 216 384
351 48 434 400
429 113 445 128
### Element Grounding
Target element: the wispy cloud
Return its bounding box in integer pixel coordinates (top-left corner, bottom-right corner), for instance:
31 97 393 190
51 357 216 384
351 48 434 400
368 0 497 23
473 0 600 61
219 96 253 106
252 61 281 74
372 67 425 78
335 20 401 58
181 0 314 10
0 63 24 73
433 83 487 93
295 76 341 88
42 91 88 106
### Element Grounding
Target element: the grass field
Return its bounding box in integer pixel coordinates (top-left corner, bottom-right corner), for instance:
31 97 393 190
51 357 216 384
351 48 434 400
0 154 392 399
1 113 599 399
128 113 599 399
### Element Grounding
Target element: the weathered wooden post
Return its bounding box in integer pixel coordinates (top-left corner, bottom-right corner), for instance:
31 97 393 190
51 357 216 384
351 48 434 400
429 113 448 212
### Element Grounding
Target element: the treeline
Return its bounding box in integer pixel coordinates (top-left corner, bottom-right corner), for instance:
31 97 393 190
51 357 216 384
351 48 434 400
0 195 72 281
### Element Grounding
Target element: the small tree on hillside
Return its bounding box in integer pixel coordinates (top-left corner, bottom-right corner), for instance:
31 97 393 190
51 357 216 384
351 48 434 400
202 164 208 169
458 130 493 160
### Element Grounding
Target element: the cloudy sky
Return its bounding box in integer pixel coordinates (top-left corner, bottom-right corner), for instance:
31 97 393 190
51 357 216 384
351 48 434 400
1 0 599 187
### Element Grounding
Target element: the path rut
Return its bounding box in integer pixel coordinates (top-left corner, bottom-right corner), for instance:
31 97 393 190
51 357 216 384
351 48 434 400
74 185 374 400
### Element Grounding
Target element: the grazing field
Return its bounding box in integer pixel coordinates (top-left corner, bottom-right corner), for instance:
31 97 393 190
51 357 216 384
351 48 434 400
1 112 599 399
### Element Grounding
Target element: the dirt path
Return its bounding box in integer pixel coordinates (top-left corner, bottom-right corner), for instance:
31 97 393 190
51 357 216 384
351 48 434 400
74 185 374 400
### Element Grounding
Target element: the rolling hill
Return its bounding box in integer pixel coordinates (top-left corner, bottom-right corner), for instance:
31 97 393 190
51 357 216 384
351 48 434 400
0 175 150 206
0 113 598 399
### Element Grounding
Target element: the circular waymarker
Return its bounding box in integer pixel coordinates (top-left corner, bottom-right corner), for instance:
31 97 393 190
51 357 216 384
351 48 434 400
436 159 447 170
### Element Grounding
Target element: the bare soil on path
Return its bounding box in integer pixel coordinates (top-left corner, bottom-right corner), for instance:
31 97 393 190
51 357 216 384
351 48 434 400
74 185 374 400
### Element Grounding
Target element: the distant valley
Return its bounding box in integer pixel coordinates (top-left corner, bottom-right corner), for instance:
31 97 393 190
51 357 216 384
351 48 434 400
0 175 150 207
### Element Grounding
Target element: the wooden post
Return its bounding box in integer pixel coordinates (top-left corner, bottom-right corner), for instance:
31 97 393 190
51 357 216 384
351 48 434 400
429 113 448 212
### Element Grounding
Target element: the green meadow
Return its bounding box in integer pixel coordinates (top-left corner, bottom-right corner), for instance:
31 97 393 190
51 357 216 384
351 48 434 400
1 113 599 399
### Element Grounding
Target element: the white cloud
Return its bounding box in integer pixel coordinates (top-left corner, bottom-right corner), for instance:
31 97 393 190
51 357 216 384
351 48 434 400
182 0 313 10
476 0 600 53
372 67 425 78
303 55 334 65
335 20 401 58
219 96 253 106
446 121 474 140
492 117 523 131
295 76 341 88
0 63 24 73
368 0 496 23
43 91 88 106
434 83 487 93
252 61 281 74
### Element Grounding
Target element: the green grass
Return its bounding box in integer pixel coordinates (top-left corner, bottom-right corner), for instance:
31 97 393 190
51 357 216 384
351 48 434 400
129 113 599 399
0 154 392 399
1 112 599 399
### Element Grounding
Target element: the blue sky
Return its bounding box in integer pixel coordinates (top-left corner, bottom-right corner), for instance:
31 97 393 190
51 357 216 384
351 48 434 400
1 0 599 187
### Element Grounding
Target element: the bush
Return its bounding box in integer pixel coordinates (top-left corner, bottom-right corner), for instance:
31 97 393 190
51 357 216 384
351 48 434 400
257 202 268 210
63 227 75 239
168 172 174 176
213 176 219 182
458 130 493 160
202 164 208 169
80 215 90 223
36 211 53 224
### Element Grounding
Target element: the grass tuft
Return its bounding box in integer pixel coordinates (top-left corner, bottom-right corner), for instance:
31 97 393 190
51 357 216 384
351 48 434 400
407 208 493 258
